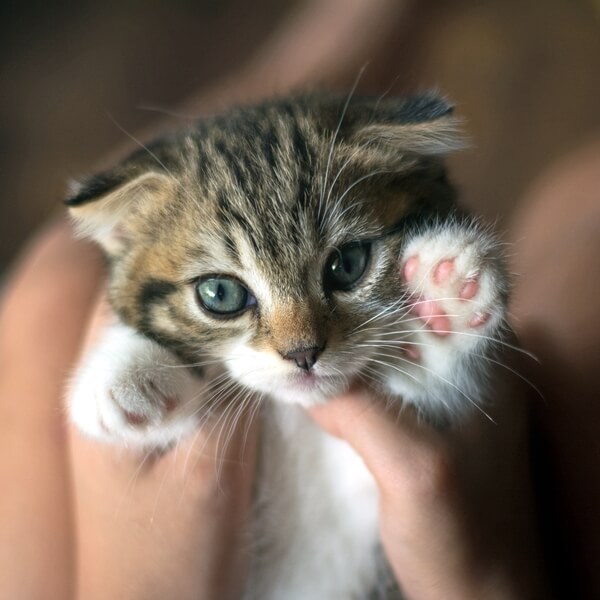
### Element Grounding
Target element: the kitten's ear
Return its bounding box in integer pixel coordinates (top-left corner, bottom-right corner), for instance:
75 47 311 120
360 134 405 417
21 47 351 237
342 93 466 170
66 169 176 256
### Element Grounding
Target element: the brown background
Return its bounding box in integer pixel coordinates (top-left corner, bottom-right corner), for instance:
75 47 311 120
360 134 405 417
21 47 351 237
2 0 600 272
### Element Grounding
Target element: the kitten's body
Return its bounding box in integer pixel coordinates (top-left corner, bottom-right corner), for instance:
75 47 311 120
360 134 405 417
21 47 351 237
67 93 507 598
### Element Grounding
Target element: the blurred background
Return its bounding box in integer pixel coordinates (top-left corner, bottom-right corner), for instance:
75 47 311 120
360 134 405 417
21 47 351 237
1 0 600 272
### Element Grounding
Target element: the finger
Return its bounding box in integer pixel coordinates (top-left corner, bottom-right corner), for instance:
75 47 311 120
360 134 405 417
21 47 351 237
308 387 449 498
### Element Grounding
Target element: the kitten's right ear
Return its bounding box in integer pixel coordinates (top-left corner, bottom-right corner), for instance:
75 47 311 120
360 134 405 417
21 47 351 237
66 170 176 256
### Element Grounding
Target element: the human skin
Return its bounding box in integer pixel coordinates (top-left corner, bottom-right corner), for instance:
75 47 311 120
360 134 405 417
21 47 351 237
311 141 600 599
5 129 600 599
0 221 101 599
309 143 600 599
0 222 258 600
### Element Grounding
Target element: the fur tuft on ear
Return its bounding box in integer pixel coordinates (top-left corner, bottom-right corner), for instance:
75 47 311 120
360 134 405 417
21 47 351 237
352 114 466 159
67 171 176 256
334 92 467 172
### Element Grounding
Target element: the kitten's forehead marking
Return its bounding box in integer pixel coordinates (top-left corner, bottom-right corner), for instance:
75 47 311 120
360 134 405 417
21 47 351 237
178 217 245 279
234 234 277 310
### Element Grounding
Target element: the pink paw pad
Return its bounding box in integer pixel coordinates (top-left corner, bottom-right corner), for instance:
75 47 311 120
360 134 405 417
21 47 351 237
400 234 500 346
402 256 419 283
433 259 454 284
459 279 480 300
146 380 178 413
413 298 451 337
468 311 491 328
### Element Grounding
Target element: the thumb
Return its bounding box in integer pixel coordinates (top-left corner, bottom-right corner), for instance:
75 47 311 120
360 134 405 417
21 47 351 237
307 387 447 495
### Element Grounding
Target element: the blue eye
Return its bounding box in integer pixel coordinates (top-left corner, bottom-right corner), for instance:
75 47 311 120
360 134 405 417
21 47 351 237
324 242 371 292
196 277 256 316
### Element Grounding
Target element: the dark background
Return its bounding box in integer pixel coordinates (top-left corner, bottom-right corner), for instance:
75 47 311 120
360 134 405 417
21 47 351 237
2 0 600 272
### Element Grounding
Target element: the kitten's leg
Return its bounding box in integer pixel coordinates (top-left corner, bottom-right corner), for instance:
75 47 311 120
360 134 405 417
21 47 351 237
69 322 207 447
386 222 508 420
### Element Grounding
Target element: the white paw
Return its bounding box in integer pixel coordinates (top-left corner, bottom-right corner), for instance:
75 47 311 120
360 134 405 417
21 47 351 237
69 323 204 447
381 223 507 421
400 224 506 352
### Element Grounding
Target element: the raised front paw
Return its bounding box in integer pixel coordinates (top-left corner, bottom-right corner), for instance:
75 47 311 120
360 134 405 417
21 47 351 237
400 224 507 351
69 324 203 447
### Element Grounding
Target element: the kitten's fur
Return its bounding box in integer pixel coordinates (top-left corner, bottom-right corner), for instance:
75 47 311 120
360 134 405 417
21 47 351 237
67 93 508 598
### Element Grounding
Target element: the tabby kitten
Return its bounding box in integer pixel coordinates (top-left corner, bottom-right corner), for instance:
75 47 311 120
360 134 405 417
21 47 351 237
67 92 507 599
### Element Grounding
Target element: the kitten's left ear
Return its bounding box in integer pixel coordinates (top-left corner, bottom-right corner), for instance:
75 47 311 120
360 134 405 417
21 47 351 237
66 168 177 256
343 92 466 170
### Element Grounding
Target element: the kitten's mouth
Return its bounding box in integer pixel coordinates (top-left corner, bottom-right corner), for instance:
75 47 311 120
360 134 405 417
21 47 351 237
285 370 347 396
288 371 319 390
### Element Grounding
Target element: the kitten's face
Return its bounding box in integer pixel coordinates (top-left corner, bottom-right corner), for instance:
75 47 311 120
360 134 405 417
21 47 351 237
68 94 460 405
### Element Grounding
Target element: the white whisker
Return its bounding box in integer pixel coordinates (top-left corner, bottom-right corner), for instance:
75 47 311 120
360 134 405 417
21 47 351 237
319 64 367 222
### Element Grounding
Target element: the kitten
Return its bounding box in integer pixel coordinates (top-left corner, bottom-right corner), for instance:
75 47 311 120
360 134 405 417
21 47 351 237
67 92 508 599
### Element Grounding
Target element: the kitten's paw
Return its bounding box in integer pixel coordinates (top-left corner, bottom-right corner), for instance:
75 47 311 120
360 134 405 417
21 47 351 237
400 224 506 351
69 324 204 447
382 224 507 420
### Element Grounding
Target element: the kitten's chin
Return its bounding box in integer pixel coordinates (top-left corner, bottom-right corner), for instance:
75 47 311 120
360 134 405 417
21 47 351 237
264 374 350 407
273 384 345 407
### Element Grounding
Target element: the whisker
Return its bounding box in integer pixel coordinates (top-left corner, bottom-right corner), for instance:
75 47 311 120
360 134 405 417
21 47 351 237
471 352 545 400
328 168 390 224
242 393 264 459
136 103 199 120
370 327 537 361
362 355 422 387
389 351 495 423
348 292 409 335
319 64 367 222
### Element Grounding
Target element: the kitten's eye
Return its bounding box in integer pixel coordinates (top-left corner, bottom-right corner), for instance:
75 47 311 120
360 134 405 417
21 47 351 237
324 242 371 292
196 277 256 316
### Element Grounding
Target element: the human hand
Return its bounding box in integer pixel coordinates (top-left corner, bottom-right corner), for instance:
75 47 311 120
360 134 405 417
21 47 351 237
0 220 107 599
309 353 550 600
0 221 258 600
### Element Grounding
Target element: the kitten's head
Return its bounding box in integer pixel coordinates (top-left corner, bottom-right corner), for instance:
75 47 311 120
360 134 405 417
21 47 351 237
67 93 463 405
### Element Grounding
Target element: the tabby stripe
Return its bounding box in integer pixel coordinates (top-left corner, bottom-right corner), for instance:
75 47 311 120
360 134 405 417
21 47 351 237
214 139 247 193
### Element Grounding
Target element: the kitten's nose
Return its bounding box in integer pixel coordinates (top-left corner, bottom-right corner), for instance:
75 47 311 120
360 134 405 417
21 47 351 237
282 346 323 371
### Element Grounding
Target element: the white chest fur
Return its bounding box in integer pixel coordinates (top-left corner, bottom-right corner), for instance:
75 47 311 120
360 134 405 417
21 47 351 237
246 403 380 600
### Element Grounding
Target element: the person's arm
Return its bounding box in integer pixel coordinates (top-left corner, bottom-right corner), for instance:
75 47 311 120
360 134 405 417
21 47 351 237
0 222 258 600
0 222 101 599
